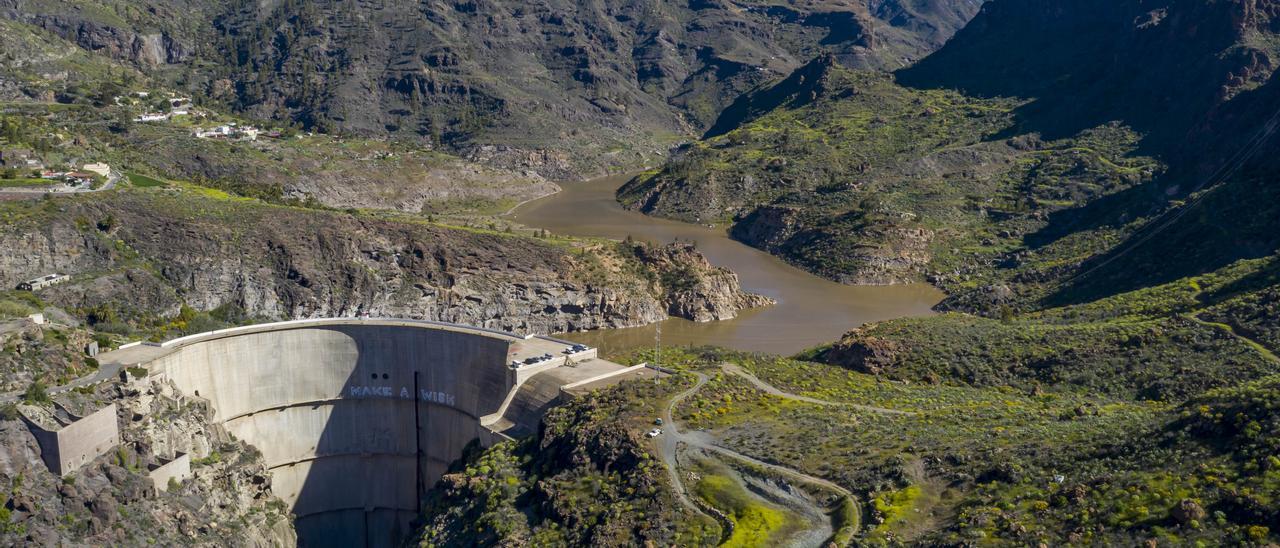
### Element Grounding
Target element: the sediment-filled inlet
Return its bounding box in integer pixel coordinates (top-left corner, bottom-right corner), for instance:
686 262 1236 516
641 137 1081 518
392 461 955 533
102 319 641 547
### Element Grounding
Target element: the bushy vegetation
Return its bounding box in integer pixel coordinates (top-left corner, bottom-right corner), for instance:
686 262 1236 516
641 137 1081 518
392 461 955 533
820 256 1280 401
418 378 719 546
691 461 795 547
614 340 1280 545
621 60 1159 288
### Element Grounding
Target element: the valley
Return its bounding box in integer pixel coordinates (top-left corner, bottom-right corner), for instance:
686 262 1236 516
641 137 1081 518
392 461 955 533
0 0 1279 546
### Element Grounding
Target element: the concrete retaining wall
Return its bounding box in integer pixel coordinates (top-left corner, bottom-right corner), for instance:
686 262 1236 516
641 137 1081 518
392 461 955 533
148 452 191 492
25 404 120 477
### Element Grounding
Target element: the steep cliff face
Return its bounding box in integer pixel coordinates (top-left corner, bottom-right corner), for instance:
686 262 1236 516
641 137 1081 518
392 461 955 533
628 240 775 321
0 0 199 66
898 0 1280 156
0 190 767 335
0 379 295 546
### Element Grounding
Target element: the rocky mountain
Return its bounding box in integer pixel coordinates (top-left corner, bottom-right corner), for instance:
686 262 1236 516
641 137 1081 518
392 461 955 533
0 0 985 178
897 0 1280 306
602 2 1280 542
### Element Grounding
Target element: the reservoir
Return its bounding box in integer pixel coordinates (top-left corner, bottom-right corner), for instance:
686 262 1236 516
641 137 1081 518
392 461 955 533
511 174 943 355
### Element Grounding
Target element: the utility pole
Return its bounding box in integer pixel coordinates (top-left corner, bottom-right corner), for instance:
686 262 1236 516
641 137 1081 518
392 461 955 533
655 323 661 384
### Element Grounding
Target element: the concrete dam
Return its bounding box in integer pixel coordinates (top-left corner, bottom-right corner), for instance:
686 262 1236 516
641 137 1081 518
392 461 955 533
99 319 645 547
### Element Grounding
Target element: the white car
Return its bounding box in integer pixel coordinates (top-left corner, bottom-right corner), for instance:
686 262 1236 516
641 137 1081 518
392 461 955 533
646 428 663 438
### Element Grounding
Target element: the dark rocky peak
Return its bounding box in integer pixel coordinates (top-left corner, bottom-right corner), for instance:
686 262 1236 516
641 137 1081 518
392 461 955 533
898 0 1280 157
703 52 841 138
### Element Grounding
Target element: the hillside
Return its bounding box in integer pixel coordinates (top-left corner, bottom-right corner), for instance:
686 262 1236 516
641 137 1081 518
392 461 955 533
624 0 1280 309
3 0 1280 546
0 0 984 178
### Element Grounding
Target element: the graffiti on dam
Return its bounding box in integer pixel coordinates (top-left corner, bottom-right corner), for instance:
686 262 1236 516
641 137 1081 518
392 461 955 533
346 385 458 407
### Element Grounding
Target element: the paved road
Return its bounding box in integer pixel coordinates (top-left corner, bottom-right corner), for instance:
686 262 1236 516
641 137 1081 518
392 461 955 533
0 170 120 196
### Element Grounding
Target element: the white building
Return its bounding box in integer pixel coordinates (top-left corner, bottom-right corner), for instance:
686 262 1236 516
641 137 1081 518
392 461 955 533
17 273 70 291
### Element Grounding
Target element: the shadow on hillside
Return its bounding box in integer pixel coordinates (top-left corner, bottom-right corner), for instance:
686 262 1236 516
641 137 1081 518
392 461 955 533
894 0 1243 156
894 0 1280 305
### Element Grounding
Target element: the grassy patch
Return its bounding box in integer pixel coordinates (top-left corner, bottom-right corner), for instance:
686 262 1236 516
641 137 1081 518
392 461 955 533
126 172 168 188
692 463 796 547
0 178 50 188
869 484 923 540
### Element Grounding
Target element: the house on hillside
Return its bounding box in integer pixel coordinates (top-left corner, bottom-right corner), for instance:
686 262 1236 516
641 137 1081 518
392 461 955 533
194 124 259 141
17 273 70 291
64 172 96 186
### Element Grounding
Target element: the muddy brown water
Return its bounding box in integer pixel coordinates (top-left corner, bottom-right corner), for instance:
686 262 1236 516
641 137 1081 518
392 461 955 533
510 174 943 356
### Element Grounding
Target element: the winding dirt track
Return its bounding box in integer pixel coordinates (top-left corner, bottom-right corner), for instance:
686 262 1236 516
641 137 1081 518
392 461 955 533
657 368 867 540
718 363 915 416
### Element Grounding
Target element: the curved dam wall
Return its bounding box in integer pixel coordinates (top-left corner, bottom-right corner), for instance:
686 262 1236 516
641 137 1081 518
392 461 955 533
145 322 516 547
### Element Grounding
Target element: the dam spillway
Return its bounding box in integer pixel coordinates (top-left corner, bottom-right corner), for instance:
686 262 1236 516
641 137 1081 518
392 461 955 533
98 319 644 547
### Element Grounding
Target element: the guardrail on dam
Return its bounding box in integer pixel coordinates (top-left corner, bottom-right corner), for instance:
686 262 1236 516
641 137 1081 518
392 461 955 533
100 318 642 547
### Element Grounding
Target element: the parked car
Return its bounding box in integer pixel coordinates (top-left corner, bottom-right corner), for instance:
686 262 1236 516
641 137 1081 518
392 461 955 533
646 428 663 438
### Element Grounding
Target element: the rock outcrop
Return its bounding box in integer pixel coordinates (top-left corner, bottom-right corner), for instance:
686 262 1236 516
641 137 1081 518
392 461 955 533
818 326 903 375
630 241 774 322
0 2 191 66
0 318 97 393
0 379 294 546
0 191 767 335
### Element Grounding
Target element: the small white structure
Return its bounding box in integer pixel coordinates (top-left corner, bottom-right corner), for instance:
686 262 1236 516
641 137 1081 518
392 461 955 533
17 273 69 291
27 313 45 325
134 113 169 122
195 124 259 141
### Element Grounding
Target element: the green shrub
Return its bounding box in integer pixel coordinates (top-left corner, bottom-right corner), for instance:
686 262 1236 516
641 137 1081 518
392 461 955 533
21 381 50 405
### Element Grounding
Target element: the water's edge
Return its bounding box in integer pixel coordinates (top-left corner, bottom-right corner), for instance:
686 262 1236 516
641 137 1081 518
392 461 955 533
510 174 943 355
